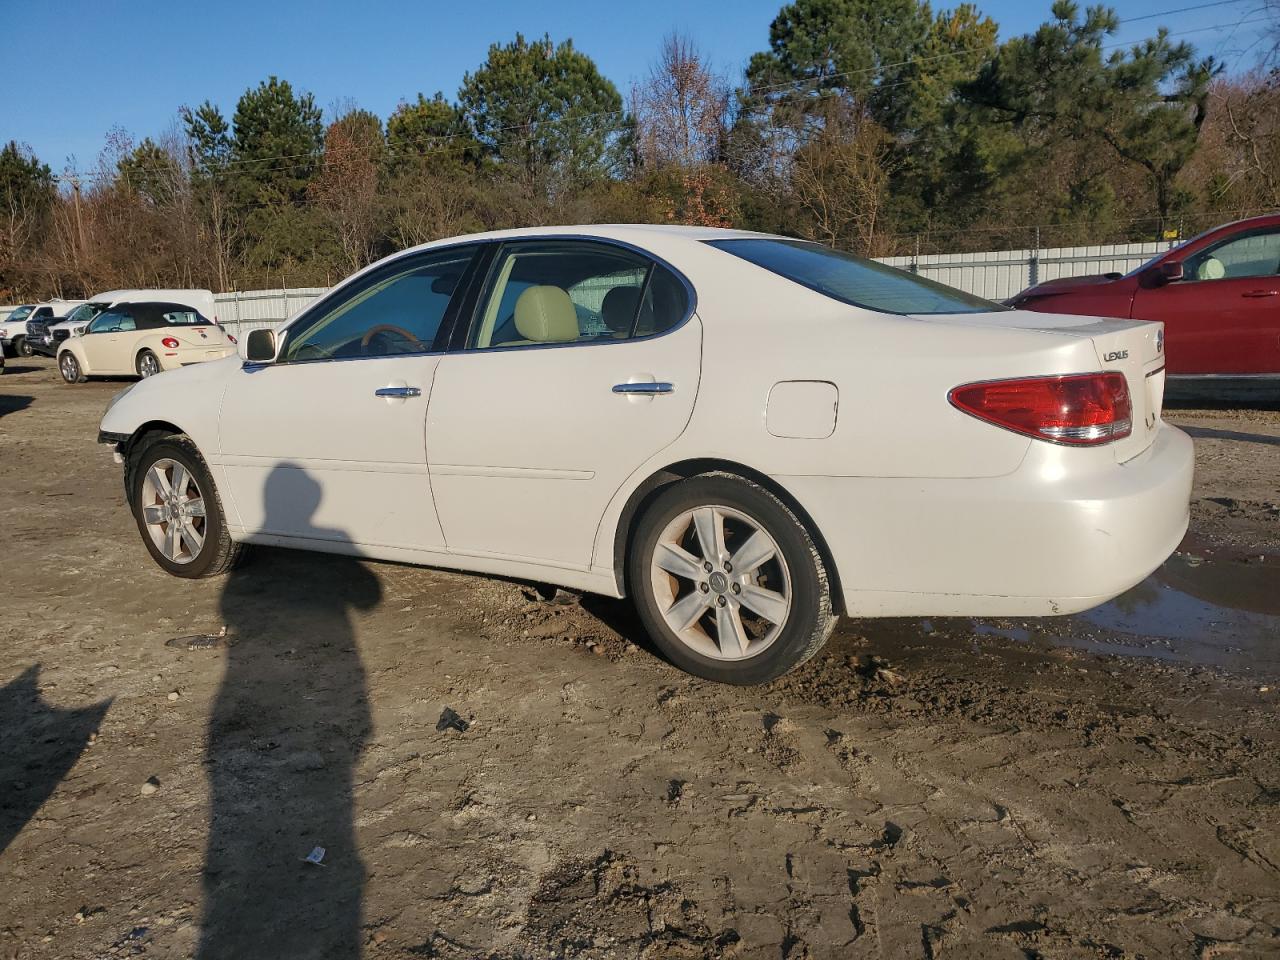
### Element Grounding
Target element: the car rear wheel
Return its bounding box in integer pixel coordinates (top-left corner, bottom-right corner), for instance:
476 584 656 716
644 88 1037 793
628 474 837 685
137 350 161 378
58 352 85 384
130 435 247 578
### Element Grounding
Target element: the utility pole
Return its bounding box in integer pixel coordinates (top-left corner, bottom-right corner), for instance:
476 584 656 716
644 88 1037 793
68 172 86 265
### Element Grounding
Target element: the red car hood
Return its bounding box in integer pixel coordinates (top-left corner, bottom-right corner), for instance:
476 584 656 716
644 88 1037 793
1009 273 1120 303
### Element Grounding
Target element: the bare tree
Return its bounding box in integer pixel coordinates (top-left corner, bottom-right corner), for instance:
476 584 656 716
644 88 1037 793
631 34 730 168
791 106 898 255
309 112 383 272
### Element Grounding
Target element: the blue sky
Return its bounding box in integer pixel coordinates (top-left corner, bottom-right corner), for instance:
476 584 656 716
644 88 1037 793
1 0 1265 172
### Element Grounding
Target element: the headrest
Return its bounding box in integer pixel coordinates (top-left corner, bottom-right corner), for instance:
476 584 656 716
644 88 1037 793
514 286 578 342
600 286 641 335
1195 257 1226 281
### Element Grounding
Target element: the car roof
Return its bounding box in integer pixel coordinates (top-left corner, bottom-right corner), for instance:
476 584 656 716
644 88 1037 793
402 223 783 257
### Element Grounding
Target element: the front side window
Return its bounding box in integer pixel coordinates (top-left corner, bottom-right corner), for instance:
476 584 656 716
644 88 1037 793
707 238 1001 315
34 307 53 320
88 310 134 333
469 241 688 349
1184 229 1280 282
283 247 476 362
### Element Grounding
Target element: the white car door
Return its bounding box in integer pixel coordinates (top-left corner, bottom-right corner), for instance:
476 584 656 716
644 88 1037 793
216 246 480 550
81 309 137 373
426 239 701 570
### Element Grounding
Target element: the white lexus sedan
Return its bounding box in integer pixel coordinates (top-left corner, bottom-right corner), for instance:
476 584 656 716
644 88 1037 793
98 225 1192 684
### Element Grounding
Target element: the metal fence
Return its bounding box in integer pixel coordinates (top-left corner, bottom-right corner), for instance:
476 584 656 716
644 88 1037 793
3 240 1179 336
879 240 1173 302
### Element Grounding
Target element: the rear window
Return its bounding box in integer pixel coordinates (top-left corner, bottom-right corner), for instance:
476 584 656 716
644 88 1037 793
707 238 1002 315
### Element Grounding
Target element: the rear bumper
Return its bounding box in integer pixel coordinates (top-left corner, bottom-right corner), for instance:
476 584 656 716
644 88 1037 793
780 425 1194 617
161 346 235 370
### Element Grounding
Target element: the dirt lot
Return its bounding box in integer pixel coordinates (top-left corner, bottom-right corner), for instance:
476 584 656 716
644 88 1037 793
1 357 1278 960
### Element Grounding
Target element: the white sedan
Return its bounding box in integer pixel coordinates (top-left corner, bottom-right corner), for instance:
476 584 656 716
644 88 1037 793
98 225 1192 684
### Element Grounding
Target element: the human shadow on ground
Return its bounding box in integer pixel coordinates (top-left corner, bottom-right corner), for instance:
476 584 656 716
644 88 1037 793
0 665 110 856
197 464 380 960
0 393 34 417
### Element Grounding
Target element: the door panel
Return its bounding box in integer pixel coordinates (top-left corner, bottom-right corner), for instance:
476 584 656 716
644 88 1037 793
427 318 701 569
217 357 444 549
1136 227 1280 375
1133 278 1280 375
213 245 479 548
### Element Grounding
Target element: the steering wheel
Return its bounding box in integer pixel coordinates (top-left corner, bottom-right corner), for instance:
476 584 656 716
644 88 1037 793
361 324 422 353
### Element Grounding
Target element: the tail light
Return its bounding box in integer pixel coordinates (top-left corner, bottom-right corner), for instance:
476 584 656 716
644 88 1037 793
949 373 1132 446
226 333 237 344
161 337 180 349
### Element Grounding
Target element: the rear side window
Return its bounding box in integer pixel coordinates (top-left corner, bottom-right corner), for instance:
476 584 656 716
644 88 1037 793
707 238 1001 315
468 241 690 350
162 310 205 325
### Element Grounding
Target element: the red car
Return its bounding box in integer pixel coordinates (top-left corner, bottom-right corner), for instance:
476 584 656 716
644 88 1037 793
1010 214 1280 382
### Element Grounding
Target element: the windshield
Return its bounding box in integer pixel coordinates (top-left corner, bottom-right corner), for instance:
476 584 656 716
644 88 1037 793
7 306 34 323
64 302 105 324
707 238 1003 315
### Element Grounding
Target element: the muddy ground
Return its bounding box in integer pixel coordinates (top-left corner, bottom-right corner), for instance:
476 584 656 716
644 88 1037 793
1 357 1277 960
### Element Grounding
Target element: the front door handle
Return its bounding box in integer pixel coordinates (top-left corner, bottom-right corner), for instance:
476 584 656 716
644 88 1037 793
1242 290 1278 298
612 382 674 395
374 386 421 398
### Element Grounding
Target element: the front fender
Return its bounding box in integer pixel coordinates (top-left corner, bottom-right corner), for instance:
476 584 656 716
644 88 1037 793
100 355 238 460
57 340 90 373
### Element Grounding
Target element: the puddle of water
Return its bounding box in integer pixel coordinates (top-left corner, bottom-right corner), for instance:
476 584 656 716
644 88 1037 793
971 554 1280 676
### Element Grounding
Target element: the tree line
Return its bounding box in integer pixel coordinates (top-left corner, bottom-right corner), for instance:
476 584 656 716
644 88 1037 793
1 0 1276 301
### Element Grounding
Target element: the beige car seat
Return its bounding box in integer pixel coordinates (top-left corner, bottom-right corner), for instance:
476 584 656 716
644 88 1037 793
512 285 579 343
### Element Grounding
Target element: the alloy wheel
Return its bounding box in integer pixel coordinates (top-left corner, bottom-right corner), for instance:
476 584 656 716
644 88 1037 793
140 458 207 564
59 353 79 382
139 353 161 377
648 504 792 661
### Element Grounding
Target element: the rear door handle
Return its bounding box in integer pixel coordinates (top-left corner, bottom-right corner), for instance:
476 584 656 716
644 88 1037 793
612 382 674 395
1242 290 1278 298
374 386 421 398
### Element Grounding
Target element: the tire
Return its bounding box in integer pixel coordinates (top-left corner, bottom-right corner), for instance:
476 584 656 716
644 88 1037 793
14 336 30 358
628 474 836 685
137 350 161 378
129 434 247 578
58 351 85 384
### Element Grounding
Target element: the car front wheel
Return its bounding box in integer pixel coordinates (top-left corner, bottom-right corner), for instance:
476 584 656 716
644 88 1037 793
130 435 246 578
628 474 837 685
58 352 85 383
14 336 30 357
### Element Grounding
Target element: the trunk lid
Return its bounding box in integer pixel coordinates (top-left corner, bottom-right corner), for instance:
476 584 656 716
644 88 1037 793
170 324 230 348
919 309 1166 461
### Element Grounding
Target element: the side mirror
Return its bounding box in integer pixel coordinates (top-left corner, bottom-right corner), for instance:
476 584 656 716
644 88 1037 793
245 328 278 362
1159 260 1184 283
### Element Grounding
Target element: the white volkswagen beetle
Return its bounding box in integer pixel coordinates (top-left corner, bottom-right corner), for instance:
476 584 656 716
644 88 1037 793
98 225 1192 684
58 299 234 383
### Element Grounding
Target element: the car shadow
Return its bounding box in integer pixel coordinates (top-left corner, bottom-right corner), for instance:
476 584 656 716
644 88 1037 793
198 464 379 960
0 394 34 417
0 665 111 856
1179 425 1280 448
